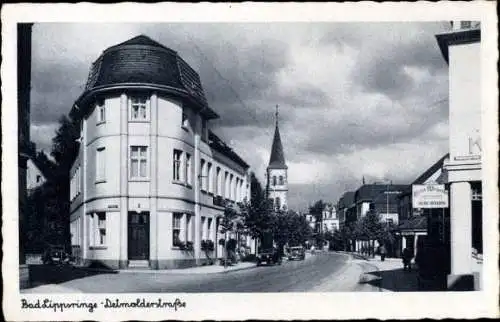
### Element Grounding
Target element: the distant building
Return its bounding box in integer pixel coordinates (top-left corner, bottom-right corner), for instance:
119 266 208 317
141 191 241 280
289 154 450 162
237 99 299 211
322 204 339 232
353 183 408 225
26 157 47 193
69 35 253 270
436 21 482 290
266 106 288 211
337 191 355 227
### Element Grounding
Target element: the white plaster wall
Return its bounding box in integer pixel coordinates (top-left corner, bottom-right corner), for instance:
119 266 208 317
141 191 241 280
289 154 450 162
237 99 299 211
448 42 481 160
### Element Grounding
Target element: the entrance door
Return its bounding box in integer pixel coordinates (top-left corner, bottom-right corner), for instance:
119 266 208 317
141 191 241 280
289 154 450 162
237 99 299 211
128 212 150 260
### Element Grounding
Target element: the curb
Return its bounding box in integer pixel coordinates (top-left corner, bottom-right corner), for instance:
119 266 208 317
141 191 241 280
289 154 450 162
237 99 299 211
117 263 257 275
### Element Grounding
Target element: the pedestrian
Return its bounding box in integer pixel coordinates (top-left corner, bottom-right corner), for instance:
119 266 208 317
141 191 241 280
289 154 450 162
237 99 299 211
380 244 387 261
402 247 413 271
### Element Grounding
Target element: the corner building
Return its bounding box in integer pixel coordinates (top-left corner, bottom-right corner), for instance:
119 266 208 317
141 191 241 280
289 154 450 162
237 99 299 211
69 35 252 269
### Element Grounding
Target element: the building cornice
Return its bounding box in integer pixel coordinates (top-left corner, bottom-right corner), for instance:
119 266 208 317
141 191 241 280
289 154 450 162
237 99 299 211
74 83 219 120
435 28 481 64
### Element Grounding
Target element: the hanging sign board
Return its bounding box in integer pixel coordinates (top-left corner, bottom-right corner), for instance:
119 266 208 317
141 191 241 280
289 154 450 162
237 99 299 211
412 184 449 208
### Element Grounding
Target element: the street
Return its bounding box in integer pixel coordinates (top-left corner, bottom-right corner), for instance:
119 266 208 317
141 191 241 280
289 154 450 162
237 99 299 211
38 252 357 293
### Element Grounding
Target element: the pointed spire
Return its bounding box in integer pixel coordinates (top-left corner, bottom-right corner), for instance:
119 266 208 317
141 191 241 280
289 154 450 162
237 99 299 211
268 105 287 169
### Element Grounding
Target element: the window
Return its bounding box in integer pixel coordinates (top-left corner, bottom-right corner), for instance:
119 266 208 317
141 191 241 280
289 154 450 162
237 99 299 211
185 214 192 242
96 147 106 182
207 218 213 240
201 216 206 240
276 197 281 209
130 96 148 121
91 212 106 246
272 176 277 186
216 167 221 196
130 146 148 178
224 171 229 199
97 102 106 123
173 213 183 247
229 174 234 200
182 111 188 128
36 175 42 183
185 153 192 185
235 178 240 201
173 150 182 181
387 219 394 226
279 176 284 185
200 159 206 191
207 162 213 193
97 212 106 245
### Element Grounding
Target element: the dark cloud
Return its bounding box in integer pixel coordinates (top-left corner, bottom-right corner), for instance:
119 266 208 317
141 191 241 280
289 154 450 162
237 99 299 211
31 62 86 125
350 28 448 101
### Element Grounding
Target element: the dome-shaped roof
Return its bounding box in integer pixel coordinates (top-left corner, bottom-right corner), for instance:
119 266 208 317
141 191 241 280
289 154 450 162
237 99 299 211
76 35 217 119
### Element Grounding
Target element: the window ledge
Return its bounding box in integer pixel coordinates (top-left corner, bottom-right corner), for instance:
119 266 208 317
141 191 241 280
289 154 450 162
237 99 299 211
130 177 150 182
95 180 106 184
96 121 106 126
89 246 107 250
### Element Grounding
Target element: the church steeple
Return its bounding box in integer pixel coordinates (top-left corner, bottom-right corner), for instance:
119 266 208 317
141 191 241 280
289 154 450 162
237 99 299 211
268 105 287 169
266 105 288 211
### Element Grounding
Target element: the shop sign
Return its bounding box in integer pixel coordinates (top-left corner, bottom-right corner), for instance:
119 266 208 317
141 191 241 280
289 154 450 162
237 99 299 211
412 184 449 208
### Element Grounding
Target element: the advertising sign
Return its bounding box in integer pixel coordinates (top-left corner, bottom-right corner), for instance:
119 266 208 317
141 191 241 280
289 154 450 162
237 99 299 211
412 184 449 208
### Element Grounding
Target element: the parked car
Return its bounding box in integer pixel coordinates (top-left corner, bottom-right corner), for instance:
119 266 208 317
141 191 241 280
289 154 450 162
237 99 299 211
257 248 282 266
42 245 72 265
288 246 306 261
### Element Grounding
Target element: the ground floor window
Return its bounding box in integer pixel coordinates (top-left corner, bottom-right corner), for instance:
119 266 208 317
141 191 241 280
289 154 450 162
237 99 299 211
173 213 183 247
89 212 106 247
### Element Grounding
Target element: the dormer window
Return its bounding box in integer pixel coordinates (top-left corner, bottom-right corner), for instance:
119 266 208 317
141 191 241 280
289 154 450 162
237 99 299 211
129 95 149 121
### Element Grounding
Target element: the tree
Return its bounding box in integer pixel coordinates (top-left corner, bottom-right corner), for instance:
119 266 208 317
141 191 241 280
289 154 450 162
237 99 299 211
24 114 82 251
272 209 312 255
309 200 326 247
242 172 275 246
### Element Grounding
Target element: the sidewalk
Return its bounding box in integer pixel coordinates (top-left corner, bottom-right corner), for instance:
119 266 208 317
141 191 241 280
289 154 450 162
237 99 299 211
118 261 257 274
350 252 420 292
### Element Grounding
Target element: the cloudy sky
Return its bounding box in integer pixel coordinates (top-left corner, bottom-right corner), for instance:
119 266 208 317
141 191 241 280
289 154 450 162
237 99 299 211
30 22 451 211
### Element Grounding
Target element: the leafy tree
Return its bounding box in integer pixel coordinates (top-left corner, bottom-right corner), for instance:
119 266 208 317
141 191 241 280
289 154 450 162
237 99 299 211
24 114 81 251
242 172 275 244
272 209 312 255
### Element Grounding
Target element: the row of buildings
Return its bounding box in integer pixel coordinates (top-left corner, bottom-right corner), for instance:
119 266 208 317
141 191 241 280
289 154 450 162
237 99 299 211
335 21 483 291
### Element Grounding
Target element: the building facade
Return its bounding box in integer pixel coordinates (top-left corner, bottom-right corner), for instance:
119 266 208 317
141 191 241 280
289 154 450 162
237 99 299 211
69 35 252 269
322 204 339 232
396 154 449 260
266 106 288 210
18 22 33 288
436 21 482 290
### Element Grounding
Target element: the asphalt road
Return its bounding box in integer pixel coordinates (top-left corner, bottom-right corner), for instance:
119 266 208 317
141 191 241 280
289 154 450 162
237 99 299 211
58 252 350 293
